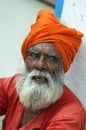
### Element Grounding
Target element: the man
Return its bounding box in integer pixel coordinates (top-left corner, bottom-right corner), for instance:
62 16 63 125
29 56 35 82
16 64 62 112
0 8 85 130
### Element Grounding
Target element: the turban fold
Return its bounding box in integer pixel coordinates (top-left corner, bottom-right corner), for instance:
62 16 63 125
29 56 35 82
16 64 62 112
21 8 83 73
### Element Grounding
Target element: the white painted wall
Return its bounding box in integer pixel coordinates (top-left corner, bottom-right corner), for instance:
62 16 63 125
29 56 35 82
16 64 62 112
61 0 86 110
0 0 53 129
0 0 53 77
0 0 86 129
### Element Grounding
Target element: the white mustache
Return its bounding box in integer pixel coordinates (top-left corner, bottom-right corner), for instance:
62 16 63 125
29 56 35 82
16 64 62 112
16 68 64 110
28 69 52 82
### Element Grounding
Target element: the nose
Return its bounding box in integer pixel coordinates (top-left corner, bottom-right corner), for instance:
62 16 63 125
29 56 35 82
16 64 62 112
35 56 47 71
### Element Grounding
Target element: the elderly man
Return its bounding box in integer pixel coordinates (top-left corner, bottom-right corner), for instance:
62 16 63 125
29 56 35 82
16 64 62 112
0 9 85 130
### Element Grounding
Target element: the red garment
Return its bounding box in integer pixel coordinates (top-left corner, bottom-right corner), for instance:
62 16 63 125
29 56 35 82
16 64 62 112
0 74 85 130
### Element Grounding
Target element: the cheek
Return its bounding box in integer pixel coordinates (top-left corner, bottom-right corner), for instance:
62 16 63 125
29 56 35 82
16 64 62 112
25 59 36 71
48 63 58 75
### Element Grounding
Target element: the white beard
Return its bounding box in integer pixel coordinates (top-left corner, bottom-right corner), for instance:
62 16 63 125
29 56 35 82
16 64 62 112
16 68 64 111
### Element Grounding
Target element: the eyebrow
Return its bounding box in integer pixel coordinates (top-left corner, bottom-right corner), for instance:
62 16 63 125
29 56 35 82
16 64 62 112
28 48 60 58
27 48 40 54
47 52 60 58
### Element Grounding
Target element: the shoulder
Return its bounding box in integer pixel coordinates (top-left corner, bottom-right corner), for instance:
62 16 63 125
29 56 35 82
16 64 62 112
0 74 20 98
54 85 85 120
0 74 20 114
45 85 85 130
0 74 20 87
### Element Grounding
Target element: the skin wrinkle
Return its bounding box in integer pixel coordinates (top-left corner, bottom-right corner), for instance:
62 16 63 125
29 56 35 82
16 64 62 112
25 42 63 76
15 42 65 127
16 42 64 112
27 47 61 63
21 9 83 73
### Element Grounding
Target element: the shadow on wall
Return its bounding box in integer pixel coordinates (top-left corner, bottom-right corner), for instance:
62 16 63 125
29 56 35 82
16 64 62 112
37 0 55 7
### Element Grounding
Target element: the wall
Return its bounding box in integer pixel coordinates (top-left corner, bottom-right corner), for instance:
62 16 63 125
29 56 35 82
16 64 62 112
61 0 86 109
0 0 53 78
0 0 53 129
0 0 86 129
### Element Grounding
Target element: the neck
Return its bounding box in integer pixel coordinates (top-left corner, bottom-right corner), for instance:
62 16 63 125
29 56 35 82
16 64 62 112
20 108 41 127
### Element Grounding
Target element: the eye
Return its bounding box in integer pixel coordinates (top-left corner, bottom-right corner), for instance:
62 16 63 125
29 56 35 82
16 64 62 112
28 52 40 60
47 55 58 63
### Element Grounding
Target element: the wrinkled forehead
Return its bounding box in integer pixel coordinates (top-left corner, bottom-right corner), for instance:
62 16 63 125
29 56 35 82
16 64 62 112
28 42 59 55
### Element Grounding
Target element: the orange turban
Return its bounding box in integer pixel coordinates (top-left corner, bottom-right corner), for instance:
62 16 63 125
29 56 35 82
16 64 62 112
21 8 83 73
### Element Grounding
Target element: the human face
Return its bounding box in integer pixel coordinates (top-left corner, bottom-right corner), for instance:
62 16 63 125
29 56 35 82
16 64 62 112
25 42 63 84
16 64 64 110
16 67 64 110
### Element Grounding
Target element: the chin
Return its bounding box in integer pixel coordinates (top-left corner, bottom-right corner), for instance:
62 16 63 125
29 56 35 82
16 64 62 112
16 69 64 111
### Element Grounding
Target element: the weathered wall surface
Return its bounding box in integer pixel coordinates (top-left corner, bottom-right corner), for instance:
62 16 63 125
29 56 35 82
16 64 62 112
0 0 86 129
0 0 53 129
61 0 86 109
